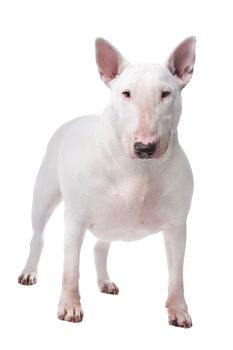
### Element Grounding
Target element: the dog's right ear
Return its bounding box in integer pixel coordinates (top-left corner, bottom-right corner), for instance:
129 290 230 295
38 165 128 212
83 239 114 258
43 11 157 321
95 38 129 87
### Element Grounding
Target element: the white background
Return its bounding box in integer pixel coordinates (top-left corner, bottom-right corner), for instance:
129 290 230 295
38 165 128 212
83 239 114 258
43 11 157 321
0 0 232 349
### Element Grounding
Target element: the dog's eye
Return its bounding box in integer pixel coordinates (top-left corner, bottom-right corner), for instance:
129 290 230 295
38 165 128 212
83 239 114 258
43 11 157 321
122 90 131 98
161 90 171 99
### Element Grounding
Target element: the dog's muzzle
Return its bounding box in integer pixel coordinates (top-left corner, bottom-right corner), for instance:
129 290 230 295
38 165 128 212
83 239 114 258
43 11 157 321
134 141 157 159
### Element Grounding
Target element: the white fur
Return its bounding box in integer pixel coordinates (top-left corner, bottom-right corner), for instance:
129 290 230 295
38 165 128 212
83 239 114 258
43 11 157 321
18 37 196 327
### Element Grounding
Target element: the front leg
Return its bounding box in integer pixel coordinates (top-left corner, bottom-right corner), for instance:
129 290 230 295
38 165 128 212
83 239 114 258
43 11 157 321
57 210 86 323
163 223 192 328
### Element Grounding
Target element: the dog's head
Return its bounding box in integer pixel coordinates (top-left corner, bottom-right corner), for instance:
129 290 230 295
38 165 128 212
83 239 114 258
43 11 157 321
95 37 196 160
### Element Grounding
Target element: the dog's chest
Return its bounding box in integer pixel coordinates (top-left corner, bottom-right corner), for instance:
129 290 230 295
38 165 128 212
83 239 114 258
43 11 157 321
89 173 166 241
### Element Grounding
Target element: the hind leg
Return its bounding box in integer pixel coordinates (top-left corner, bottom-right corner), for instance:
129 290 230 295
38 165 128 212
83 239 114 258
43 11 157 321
18 155 61 285
94 240 119 295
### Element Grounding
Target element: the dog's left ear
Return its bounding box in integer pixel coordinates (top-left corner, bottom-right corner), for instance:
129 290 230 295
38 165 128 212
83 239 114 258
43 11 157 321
95 38 129 87
167 36 196 88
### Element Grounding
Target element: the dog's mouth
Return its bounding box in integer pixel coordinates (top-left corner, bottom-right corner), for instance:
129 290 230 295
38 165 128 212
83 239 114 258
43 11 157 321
153 137 170 159
129 136 170 160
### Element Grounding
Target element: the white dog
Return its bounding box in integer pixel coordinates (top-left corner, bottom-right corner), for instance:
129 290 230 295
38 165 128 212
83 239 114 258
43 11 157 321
18 36 196 328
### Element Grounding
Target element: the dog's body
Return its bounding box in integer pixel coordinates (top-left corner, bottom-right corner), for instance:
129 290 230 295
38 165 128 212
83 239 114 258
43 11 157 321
18 37 196 328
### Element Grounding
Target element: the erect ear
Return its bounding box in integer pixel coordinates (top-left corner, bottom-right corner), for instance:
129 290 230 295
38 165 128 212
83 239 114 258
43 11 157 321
95 38 129 87
167 36 196 88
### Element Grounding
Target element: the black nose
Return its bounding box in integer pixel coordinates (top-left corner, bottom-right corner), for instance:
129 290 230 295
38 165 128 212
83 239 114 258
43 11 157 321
134 142 157 159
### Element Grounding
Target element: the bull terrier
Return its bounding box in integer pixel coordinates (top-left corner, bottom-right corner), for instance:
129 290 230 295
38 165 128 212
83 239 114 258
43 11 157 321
18 36 196 328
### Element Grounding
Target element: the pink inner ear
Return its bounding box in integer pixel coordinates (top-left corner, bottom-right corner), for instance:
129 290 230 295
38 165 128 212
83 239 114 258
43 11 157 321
96 41 119 80
168 37 196 83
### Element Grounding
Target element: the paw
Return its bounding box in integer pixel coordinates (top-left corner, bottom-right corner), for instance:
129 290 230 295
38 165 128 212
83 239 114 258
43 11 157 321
99 280 119 295
57 302 84 323
168 308 192 328
18 272 37 285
